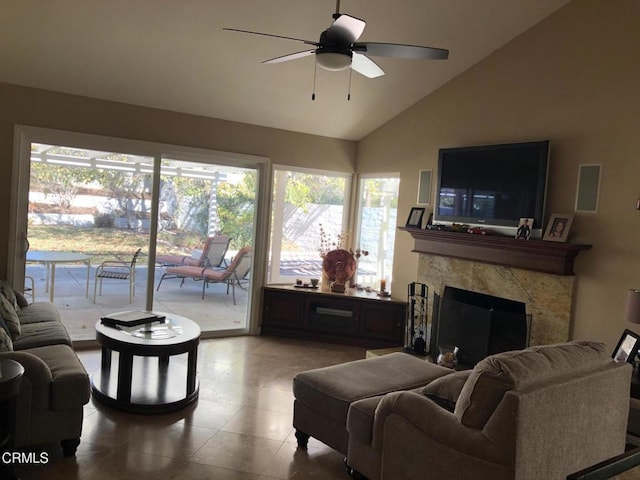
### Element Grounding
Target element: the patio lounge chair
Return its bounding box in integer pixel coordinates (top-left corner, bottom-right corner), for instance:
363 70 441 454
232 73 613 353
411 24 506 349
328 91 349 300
156 235 231 268
93 248 142 303
156 246 251 304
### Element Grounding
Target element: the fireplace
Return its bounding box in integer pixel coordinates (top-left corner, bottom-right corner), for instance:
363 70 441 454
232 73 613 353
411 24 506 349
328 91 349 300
430 286 529 367
417 253 574 352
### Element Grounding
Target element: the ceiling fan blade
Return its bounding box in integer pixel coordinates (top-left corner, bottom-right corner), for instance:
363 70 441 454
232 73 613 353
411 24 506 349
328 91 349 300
327 14 366 44
351 53 385 78
353 42 449 60
223 28 318 46
263 50 316 64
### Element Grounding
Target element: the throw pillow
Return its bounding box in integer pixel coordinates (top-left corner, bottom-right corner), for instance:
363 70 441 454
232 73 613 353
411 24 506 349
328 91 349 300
421 370 472 412
0 322 13 352
0 293 21 340
0 279 19 311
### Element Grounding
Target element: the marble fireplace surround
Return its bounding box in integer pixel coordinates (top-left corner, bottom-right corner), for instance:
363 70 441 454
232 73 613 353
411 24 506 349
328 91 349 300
403 228 592 347
418 254 574 346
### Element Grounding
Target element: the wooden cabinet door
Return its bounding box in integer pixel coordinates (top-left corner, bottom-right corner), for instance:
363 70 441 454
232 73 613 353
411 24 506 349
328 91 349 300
262 289 304 329
359 302 406 345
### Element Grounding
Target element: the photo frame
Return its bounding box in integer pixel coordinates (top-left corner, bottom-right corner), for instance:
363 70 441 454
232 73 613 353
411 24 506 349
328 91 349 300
406 207 426 228
515 217 534 240
543 213 574 242
612 329 640 364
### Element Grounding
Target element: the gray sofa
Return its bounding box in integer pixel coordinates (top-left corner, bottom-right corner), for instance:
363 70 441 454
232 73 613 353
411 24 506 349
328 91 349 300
0 282 90 456
346 341 631 480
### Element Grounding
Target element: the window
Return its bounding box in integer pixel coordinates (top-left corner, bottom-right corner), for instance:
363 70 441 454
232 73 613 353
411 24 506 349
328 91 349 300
268 167 351 284
354 175 400 290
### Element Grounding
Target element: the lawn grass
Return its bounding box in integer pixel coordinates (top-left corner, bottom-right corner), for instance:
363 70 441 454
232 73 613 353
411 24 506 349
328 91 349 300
27 225 203 265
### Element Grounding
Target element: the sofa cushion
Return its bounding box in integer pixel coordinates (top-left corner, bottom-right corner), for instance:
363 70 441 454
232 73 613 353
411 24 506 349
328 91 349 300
25 344 90 410
0 280 20 310
17 302 61 325
454 341 611 429
294 353 452 425
0 293 21 340
12 321 72 350
421 369 472 412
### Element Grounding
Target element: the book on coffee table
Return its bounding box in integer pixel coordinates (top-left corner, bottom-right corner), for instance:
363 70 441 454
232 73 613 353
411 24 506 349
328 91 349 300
101 311 166 328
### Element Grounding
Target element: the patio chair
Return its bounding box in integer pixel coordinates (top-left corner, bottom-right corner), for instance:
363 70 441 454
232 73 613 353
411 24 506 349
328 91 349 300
156 246 251 304
156 235 231 268
93 248 142 303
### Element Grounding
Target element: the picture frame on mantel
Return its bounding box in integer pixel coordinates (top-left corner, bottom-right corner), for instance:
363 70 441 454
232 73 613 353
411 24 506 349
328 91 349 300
543 213 574 242
406 207 426 228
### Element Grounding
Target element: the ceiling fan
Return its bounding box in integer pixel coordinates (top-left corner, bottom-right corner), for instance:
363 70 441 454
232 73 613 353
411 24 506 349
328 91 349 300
223 0 449 80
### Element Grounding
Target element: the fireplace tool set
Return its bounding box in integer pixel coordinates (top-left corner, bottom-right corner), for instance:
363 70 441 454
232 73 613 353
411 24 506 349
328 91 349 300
406 282 428 355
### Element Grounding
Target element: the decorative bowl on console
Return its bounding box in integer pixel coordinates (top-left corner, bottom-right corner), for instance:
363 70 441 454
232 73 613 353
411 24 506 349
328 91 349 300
321 249 356 291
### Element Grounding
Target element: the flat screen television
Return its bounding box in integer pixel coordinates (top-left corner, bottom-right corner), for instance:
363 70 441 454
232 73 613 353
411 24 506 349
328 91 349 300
433 140 550 238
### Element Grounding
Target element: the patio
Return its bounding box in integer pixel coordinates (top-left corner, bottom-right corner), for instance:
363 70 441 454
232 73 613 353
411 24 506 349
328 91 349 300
25 262 249 345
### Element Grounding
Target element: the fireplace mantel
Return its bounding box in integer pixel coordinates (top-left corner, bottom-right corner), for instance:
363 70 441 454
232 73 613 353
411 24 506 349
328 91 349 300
400 227 591 276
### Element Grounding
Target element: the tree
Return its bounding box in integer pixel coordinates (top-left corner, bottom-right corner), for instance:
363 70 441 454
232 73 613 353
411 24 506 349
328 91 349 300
30 163 94 209
217 173 256 249
96 169 152 229
283 172 345 207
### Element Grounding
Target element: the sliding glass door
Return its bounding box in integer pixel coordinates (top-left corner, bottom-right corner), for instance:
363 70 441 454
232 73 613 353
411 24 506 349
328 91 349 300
11 128 266 343
152 157 257 333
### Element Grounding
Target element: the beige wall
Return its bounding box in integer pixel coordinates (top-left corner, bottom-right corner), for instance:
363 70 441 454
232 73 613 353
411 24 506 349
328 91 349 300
0 83 356 276
357 0 640 351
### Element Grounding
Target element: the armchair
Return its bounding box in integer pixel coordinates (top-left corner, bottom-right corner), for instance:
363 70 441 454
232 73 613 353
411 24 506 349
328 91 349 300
346 341 632 480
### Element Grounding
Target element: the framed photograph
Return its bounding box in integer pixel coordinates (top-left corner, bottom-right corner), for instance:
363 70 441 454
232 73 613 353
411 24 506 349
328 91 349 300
612 329 640 364
515 217 534 240
406 207 426 228
543 213 574 242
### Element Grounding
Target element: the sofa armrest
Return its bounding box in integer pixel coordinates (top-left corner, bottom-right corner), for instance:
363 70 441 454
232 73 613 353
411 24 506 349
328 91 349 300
0 351 53 409
373 390 503 464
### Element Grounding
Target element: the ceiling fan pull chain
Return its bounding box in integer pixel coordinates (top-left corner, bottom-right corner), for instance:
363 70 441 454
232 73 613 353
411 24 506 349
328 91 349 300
347 67 352 101
312 58 318 100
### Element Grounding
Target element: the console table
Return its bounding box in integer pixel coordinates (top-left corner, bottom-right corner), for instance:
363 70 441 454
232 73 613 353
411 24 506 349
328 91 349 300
261 285 407 348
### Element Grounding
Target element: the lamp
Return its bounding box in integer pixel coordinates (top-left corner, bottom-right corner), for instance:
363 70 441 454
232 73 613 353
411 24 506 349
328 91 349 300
316 50 352 71
625 289 640 324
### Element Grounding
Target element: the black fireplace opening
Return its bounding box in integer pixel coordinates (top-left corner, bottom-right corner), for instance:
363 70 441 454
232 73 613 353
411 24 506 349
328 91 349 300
430 286 528 367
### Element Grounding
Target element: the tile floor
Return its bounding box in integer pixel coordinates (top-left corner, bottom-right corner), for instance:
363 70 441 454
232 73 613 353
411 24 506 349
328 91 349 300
13 335 366 480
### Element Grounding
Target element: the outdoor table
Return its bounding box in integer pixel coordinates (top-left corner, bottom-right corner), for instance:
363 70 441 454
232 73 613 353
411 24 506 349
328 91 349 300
26 250 91 302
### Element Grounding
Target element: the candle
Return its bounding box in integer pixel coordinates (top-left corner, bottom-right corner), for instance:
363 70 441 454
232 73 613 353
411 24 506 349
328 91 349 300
380 279 387 292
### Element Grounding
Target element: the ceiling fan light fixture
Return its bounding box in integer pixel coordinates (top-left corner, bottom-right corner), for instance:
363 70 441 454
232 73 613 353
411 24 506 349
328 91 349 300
316 50 352 71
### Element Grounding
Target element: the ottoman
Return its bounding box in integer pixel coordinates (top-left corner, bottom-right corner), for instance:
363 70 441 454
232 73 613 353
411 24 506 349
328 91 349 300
292 352 452 454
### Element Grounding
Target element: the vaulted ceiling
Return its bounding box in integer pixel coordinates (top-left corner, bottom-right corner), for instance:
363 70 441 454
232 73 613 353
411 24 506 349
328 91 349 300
0 0 570 140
